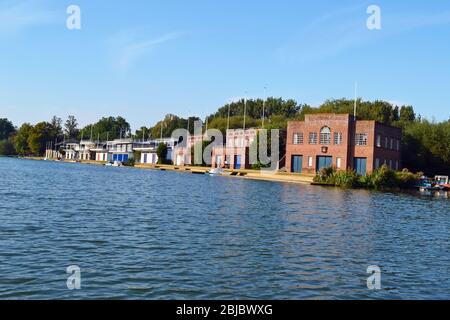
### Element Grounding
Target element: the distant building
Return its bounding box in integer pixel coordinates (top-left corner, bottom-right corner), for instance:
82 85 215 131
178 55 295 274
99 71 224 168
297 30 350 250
135 138 177 165
62 140 96 161
173 135 203 166
286 114 402 175
107 139 134 163
211 128 259 169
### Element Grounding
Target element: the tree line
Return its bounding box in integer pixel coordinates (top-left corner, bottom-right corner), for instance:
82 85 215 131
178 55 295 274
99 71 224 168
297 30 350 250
1 98 449 175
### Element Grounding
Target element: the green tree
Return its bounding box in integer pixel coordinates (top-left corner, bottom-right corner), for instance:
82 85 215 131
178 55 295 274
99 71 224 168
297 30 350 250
400 106 416 122
0 140 16 155
14 123 33 156
28 122 53 155
156 143 169 164
0 118 16 140
50 116 63 138
64 115 79 139
79 116 131 141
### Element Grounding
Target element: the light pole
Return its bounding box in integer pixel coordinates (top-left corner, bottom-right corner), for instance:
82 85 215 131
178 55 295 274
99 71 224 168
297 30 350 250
243 91 247 131
227 100 231 131
262 86 267 129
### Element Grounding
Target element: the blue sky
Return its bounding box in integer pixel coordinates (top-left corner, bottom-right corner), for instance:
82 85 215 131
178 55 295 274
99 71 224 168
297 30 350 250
1 0 450 130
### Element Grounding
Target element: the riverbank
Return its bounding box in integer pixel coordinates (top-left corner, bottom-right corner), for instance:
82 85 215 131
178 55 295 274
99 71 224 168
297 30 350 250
136 164 315 185
20 156 315 185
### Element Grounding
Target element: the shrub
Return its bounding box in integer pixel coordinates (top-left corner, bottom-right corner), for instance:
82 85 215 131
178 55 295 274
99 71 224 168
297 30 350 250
335 170 359 188
156 143 168 164
313 165 421 190
123 158 136 167
396 168 422 188
314 166 336 184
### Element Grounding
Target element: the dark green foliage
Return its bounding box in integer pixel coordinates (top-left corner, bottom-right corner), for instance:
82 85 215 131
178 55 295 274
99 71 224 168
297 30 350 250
123 158 136 167
156 143 169 164
0 140 16 155
64 115 79 139
0 118 16 140
148 114 200 139
79 116 131 141
14 123 33 155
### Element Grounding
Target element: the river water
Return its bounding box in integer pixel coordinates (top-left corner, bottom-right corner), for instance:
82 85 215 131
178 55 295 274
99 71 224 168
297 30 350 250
0 157 448 299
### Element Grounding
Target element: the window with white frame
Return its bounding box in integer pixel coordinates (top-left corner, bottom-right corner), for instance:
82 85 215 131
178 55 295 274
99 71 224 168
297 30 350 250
309 132 317 144
336 157 342 169
334 132 343 145
320 127 331 145
293 133 303 145
308 156 313 167
355 133 368 146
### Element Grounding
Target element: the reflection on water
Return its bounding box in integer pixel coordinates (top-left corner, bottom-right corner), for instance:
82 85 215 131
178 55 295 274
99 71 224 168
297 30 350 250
0 157 448 299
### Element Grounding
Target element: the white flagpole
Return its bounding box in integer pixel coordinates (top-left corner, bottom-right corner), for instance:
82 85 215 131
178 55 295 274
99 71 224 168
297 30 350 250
243 92 247 131
354 82 358 119
227 101 231 131
263 86 267 129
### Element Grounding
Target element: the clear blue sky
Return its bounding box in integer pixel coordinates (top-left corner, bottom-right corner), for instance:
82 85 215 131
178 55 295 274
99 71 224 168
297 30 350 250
1 0 450 130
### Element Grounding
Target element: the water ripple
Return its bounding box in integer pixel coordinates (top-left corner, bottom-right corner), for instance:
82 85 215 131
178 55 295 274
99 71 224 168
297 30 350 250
0 157 449 299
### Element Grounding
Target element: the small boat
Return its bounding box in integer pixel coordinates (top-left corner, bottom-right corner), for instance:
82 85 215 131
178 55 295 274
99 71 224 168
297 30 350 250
416 177 433 192
112 161 122 167
209 168 224 176
434 176 450 191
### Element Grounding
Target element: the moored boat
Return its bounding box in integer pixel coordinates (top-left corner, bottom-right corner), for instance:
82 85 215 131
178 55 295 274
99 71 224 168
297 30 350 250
435 176 450 191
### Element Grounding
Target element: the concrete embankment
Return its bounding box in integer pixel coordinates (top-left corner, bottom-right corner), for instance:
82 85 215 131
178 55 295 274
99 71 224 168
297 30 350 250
135 164 315 185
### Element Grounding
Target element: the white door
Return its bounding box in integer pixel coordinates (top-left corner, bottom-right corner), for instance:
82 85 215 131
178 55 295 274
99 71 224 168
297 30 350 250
176 155 183 166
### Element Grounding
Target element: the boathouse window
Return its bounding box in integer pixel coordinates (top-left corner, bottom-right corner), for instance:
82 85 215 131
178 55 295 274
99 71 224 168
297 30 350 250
308 156 313 167
385 137 389 148
309 132 317 144
293 133 303 145
320 127 331 145
396 139 400 151
376 134 382 147
390 138 394 150
355 133 368 146
375 158 380 169
336 157 342 169
334 132 343 145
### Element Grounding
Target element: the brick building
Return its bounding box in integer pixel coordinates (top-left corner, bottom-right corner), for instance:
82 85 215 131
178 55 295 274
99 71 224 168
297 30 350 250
286 114 402 175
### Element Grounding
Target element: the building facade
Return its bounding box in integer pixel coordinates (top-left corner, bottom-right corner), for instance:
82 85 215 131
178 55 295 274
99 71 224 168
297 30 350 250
211 128 259 169
286 114 402 175
107 139 134 163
